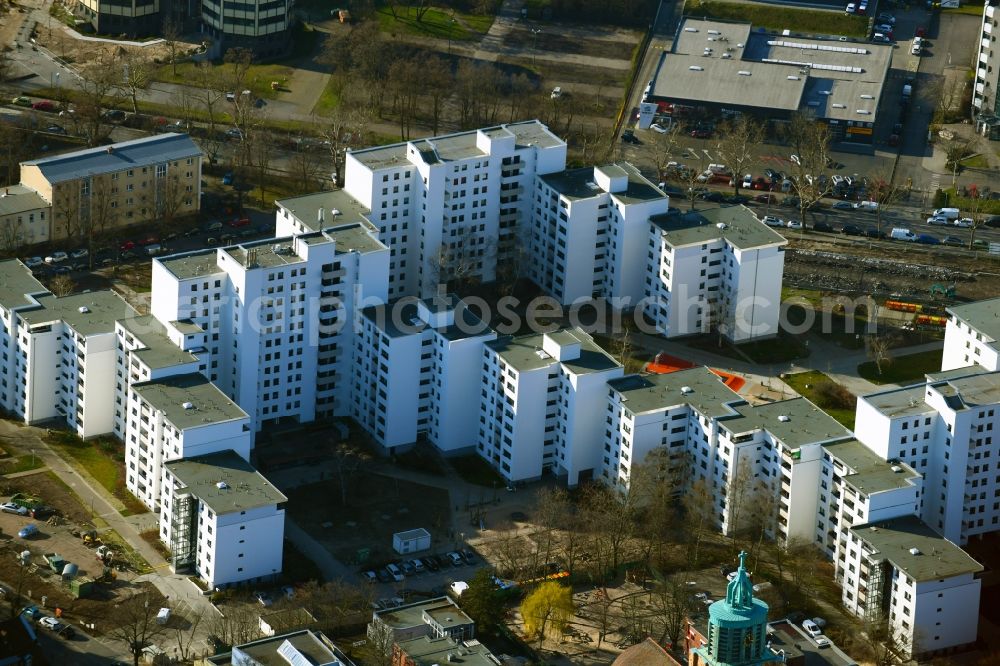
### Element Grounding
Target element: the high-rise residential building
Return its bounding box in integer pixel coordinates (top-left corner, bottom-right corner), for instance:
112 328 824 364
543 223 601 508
200 0 293 58
343 121 568 298
150 226 389 430
645 206 786 342
528 164 669 305
478 328 624 486
352 295 496 454
942 297 1000 372
19 134 202 239
0 260 48 415
974 1 1000 120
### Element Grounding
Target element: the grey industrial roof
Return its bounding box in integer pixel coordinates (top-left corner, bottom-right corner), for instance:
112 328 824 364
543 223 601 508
157 249 223 281
396 636 497 666
653 18 891 122
822 439 921 496
118 316 198 370
650 205 787 250
0 259 46 311
349 120 564 170
852 515 983 582
361 296 492 341
0 185 49 216
276 189 372 231
948 297 1000 343
165 449 285 515
723 397 852 448
486 328 620 375
607 367 740 418
540 163 666 205
375 597 472 630
208 630 345 666
18 290 136 336
21 133 201 184
132 373 247 430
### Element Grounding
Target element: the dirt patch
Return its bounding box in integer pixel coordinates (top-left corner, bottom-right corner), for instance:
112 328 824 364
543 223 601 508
504 24 637 61
284 472 450 566
0 471 93 526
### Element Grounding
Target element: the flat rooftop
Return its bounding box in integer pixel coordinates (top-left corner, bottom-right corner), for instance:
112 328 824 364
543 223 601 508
650 205 787 250
324 222 388 255
119 316 199 370
724 398 852 449
209 629 347 666
652 18 891 122
486 328 620 375
607 367 740 419
362 297 492 341
132 373 247 430
0 185 49 217
223 238 306 269
276 189 372 231
375 597 470 630
948 297 1000 343
21 133 201 184
349 120 564 170
157 249 223 281
540 163 666 205
0 259 46 311
861 384 933 419
933 369 1000 411
19 290 137 336
395 636 497 666
822 439 921 496
165 449 286 515
852 515 983 582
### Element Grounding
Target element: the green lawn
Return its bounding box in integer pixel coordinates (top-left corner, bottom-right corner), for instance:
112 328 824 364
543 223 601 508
153 61 295 100
685 0 870 38
45 432 148 517
857 348 944 385
376 6 483 40
783 370 856 428
449 454 506 487
960 154 990 169
312 78 341 116
0 454 44 476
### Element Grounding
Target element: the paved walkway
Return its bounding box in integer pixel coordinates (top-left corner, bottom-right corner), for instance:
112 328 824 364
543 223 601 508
0 420 219 621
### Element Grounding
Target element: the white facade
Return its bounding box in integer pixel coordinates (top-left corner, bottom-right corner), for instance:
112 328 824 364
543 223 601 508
973 2 1000 118
477 329 624 486
645 206 786 342
344 121 567 298
0 260 49 417
942 298 1000 372
161 449 285 589
151 225 389 430
353 295 496 453
528 164 669 306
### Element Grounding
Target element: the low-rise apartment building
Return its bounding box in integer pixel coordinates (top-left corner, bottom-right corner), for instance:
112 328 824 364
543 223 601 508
645 206 786 342
0 185 51 250
528 164 669 306
844 515 982 657
353 295 496 454
478 328 624 486
942 297 1000 371
162 449 285 589
19 133 201 239
203 629 355 666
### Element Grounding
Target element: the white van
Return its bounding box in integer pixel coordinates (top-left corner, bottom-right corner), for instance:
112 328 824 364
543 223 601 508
855 200 878 211
386 563 404 582
891 228 917 241
911 37 922 55
933 207 960 221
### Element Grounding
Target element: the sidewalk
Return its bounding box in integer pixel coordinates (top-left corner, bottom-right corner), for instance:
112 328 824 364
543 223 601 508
0 420 218 619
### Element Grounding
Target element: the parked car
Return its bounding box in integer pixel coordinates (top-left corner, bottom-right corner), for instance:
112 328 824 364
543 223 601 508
842 224 864 236
741 173 753 189
44 252 68 263
400 560 415 576
45 124 66 134
786 220 802 230
447 551 464 567
12 96 31 107
461 549 477 565
832 200 854 210
362 570 377 584
802 619 822 637
927 216 950 225
650 123 668 134
916 234 940 245
225 127 244 140
222 172 234 185
845 2 856 12
815 636 831 648
23 257 43 268
409 558 425 573
17 524 38 539
943 235 964 246
0 502 28 516
21 606 44 621
228 217 251 228
954 218 974 228
690 128 711 139
755 194 777 204
119 240 136 251
760 215 783 227
386 563 404 581
421 556 440 572
39 617 65 632
725 195 750 205
812 222 835 233
864 227 885 239
699 191 725 202
31 100 55 112
103 109 126 122
70 248 88 259
621 129 640 144
375 568 392 583
550 86 562 99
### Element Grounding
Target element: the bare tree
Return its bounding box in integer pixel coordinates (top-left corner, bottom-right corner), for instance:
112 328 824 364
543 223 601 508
858 618 916 666
107 593 167 666
867 333 894 376
49 274 76 296
173 611 203 662
714 116 765 194
941 135 975 188
682 477 715 567
205 600 260 648
0 217 25 253
77 54 122 146
329 440 370 507
387 57 422 140
162 16 182 77
782 113 833 225
724 457 755 543
650 574 697 648
117 50 152 115
648 120 687 183
193 62 226 136
581 484 637 581
966 185 987 250
288 147 323 193
865 169 907 236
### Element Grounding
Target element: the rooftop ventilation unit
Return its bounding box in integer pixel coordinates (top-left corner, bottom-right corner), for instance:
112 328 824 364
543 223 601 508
78 306 90 313
182 402 194 410
738 71 751 76
787 76 800 80
891 465 903 473
860 94 874 99
689 66 704 71
685 27 699 32
818 90 832 95
778 415 790 422
832 103 847 108
217 481 230 490
856 109 871 114
716 222 727 230
722 53 732 59
681 386 693 394
707 29 721 35
909 547 922 555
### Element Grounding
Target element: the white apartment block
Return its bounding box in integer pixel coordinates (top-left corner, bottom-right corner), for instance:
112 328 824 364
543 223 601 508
942 297 1000 372
528 164 669 305
477 328 624 486
0 260 49 415
855 366 1000 546
126 372 252 512
645 206 786 342
843 515 982 657
9 286 136 438
353 295 496 453
162 449 286 589
150 224 389 430
343 121 567 298
973 1 1000 118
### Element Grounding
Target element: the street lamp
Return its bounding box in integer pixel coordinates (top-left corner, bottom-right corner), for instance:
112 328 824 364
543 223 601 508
448 17 457 54
530 28 542 66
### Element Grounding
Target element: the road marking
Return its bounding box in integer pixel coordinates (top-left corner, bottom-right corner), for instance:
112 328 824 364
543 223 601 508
702 149 712 160
928 173 941 193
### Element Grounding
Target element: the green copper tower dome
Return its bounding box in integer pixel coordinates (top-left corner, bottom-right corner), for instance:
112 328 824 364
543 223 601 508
693 551 783 666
